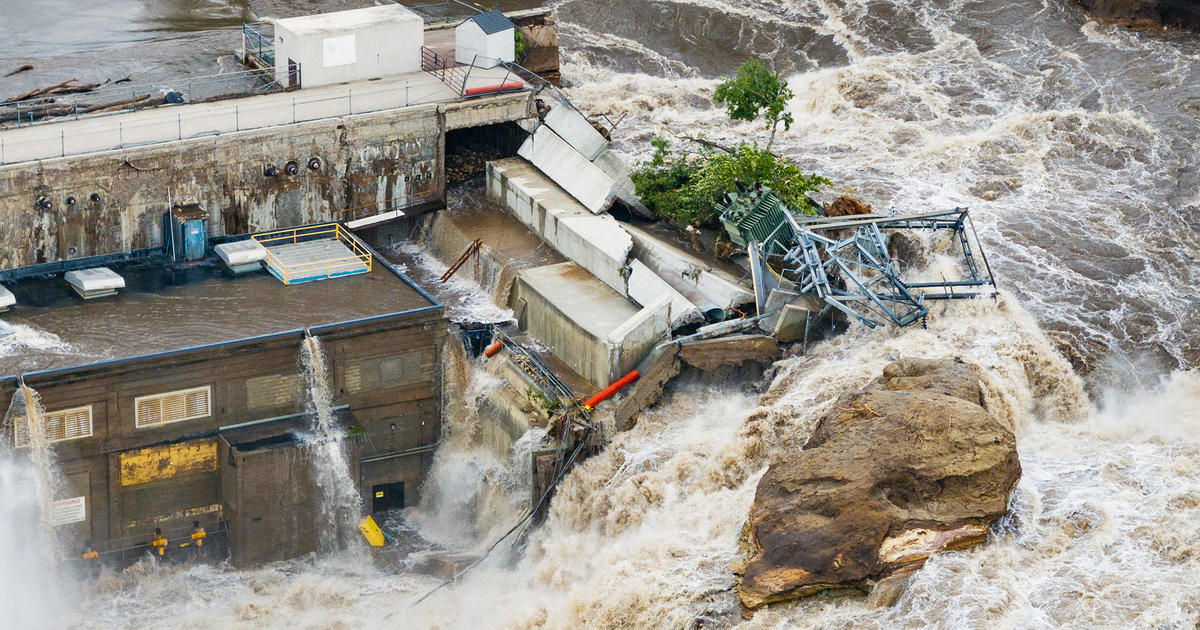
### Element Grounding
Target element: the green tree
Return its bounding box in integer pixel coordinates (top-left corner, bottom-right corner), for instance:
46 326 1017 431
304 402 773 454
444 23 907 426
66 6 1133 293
683 143 829 219
712 58 794 152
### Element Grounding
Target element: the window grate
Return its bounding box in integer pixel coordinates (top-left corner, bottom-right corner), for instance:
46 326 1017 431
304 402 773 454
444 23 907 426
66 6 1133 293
134 386 211 428
13 405 93 448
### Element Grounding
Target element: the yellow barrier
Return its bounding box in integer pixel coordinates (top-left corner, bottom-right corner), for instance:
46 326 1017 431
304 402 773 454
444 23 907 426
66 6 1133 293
252 223 373 285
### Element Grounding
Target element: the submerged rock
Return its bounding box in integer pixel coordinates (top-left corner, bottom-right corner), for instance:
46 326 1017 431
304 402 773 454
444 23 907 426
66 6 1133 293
735 359 1020 609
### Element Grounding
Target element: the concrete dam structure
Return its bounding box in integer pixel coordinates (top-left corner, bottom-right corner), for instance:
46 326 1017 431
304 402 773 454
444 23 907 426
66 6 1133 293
0 4 556 271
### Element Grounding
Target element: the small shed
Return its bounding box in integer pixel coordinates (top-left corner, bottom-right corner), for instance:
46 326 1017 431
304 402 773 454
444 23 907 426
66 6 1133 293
455 10 516 69
273 5 423 89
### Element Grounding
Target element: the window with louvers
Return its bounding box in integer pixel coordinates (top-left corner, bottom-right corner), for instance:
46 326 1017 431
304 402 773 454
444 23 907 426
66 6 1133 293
12 405 93 448
134 386 211 428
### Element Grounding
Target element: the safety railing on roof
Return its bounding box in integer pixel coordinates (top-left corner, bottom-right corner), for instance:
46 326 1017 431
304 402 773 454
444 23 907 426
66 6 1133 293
252 223 374 285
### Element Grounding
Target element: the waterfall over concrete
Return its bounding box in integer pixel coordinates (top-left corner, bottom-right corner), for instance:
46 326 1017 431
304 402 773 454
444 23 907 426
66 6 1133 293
299 335 362 552
0 384 64 628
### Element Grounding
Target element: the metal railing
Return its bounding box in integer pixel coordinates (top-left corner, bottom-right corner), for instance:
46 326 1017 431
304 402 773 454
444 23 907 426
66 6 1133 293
0 69 278 129
407 0 483 25
242 22 275 68
253 223 374 285
0 76 463 166
66 519 229 571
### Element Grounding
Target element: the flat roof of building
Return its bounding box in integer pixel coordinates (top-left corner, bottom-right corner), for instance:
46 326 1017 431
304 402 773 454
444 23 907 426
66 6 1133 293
0 247 438 378
274 5 422 36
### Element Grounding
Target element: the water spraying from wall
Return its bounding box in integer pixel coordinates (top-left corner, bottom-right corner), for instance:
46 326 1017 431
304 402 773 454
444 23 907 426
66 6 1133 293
405 336 545 554
0 384 65 628
299 335 362 552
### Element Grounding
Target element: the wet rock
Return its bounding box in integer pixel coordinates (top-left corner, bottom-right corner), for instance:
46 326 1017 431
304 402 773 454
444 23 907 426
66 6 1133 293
824 194 873 218
735 359 1019 609
886 231 929 270
1071 0 1200 31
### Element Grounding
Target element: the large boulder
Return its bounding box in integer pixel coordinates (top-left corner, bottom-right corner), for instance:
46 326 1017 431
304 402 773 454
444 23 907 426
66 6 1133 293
735 359 1020 609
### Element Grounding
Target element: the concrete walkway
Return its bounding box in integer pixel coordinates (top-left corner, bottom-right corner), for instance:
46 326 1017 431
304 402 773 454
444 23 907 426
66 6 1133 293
0 64 526 166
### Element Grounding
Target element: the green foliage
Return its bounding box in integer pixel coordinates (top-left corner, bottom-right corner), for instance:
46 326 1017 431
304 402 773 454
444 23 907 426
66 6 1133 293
683 143 830 218
631 139 830 226
514 30 527 59
713 58 795 150
631 138 702 222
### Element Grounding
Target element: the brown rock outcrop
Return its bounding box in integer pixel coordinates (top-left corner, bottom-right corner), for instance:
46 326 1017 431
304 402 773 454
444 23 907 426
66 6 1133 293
735 359 1019 609
1072 0 1200 31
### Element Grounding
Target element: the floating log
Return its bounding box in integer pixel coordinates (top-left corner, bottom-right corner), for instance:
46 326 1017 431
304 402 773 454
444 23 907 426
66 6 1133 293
4 64 33 77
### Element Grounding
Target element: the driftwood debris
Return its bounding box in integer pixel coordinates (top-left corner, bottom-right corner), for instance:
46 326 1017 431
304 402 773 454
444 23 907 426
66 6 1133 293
0 93 162 124
4 64 33 78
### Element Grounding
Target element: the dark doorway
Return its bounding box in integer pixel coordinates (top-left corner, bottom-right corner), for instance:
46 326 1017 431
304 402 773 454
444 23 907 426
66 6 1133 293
372 481 405 514
287 58 300 88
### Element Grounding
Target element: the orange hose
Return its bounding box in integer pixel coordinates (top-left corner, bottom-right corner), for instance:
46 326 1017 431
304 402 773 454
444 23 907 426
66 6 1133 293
583 370 640 409
484 341 504 357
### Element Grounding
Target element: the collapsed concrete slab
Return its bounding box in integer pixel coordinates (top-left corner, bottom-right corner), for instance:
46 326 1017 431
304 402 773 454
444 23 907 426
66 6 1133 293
0 285 14 311
489 158 632 297
517 125 617 215
512 262 668 389
627 260 702 327
623 223 755 313
543 104 608 161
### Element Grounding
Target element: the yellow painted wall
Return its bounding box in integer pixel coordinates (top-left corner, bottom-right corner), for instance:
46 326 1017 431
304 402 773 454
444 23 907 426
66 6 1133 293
119 439 218 486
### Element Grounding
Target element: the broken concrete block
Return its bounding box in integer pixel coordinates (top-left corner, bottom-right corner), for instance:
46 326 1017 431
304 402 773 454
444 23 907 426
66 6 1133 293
0 286 14 311
543 104 608 161
517 125 617 215
627 259 702 327
488 158 632 297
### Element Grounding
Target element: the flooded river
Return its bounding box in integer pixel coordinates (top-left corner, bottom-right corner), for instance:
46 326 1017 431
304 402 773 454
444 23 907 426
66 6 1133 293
1 0 1199 628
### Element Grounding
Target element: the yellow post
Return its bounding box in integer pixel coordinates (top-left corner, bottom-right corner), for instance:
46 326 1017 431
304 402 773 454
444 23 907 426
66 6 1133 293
358 515 386 547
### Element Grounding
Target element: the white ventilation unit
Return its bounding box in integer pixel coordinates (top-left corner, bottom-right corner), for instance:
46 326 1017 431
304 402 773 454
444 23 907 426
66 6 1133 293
13 405 93 448
135 386 212 428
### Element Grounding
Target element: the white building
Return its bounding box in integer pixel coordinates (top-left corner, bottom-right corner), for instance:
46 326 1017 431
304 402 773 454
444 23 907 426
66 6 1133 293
455 10 516 69
272 5 424 89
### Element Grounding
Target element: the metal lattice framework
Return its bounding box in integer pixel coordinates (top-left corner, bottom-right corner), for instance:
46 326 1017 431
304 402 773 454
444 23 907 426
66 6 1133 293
754 207 998 328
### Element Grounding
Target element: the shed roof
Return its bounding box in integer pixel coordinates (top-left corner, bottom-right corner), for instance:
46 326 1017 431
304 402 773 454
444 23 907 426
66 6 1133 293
460 10 515 35
274 5 421 37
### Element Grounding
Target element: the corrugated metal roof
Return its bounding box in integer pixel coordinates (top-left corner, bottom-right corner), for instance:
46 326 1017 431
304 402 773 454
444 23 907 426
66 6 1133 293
462 10 514 35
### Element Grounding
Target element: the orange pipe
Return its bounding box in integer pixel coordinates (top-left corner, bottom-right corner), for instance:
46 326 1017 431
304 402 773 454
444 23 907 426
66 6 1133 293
484 341 504 358
583 370 640 409
464 82 525 96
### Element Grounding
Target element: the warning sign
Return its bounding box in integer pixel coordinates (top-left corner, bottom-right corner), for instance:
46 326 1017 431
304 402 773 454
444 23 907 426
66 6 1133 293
50 496 86 526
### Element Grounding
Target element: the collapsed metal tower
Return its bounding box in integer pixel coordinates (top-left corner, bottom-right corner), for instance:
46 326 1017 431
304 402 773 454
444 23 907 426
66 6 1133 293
719 188 998 328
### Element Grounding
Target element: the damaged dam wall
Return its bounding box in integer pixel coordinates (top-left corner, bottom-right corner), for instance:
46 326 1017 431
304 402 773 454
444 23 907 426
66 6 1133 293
0 92 533 270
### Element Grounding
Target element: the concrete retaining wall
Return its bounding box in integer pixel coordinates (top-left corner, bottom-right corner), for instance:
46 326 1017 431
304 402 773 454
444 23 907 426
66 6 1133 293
513 262 666 388
0 92 533 270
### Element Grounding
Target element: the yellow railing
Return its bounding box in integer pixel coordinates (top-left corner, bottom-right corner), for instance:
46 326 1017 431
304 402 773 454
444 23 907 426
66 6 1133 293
252 223 373 285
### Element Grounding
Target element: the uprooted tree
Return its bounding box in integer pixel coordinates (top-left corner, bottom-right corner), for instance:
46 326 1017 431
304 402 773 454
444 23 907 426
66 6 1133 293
632 58 829 229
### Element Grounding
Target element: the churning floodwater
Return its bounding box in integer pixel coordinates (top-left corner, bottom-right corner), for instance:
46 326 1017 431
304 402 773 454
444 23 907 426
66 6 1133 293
1 0 1199 628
